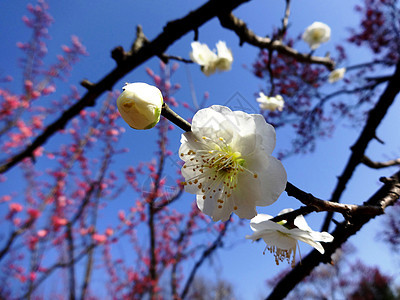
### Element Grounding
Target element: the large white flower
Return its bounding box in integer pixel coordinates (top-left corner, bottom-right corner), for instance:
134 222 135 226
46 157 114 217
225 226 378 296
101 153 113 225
328 67 346 83
116 82 163 130
302 22 331 50
179 105 287 222
190 41 233 76
246 209 334 267
257 93 284 112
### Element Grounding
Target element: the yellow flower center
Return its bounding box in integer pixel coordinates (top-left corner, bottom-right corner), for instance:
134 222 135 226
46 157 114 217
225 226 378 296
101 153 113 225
181 136 258 211
311 29 324 41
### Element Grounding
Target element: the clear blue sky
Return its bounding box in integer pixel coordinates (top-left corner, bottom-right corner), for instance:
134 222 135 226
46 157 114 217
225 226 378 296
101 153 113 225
1 0 399 298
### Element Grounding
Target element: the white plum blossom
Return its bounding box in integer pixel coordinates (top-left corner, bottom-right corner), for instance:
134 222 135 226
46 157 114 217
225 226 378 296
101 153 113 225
257 93 285 112
328 67 346 83
246 209 334 267
215 41 233 71
302 22 331 50
190 41 233 76
116 82 163 130
190 42 218 76
179 105 287 222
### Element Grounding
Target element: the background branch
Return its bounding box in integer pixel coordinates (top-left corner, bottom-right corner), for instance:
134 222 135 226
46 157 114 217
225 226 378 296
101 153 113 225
361 155 400 169
267 170 400 300
218 12 335 69
321 59 400 232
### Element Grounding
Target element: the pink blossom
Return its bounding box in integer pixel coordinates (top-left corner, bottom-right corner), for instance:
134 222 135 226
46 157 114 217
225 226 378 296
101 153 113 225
92 234 107 243
9 203 23 213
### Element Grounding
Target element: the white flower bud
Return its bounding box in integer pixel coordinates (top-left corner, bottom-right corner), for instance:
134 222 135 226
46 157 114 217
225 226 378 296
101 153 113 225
256 93 285 112
302 22 331 50
116 82 163 130
328 67 346 83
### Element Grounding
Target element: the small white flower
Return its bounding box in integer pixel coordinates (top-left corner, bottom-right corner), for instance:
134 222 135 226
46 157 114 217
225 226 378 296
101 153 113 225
116 82 163 130
190 42 218 76
215 41 233 71
328 67 346 83
257 93 284 112
302 22 331 50
246 209 334 267
179 105 287 222
190 41 233 76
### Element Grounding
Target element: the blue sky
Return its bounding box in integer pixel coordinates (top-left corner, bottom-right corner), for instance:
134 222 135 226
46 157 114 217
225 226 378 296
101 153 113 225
1 0 400 298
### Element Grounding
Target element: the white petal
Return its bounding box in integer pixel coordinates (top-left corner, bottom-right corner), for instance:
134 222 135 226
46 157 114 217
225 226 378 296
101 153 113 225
293 214 313 231
191 106 235 144
308 231 334 243
250 213 273 224
179 132 209 159
246 154 287 206
294 234 325 254
190 42 217 66
278 208 294 216
251 114 276 155
249 218 289 233
261 230 297 250
196 189 233 222
287 229 330 254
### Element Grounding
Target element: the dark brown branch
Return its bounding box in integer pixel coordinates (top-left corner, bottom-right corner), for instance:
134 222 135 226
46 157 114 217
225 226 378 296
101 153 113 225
158 54 194 64
0 218 35 262
66 225 76 300
180 220 230 299
131 25 149 54
321 59 400 231
361 155 400 169
0 0 250 174
267 170 400 300
218 12 335 70
21 244 97 299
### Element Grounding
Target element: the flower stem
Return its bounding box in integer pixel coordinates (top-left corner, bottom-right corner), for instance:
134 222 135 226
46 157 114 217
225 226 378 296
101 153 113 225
161 103 191 132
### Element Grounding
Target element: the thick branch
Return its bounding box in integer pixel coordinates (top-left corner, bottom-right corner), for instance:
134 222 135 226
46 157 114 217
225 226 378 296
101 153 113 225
267 170 400 300
218 12 335 69
287 182 382 215
321 59 400 231
0 0 249 174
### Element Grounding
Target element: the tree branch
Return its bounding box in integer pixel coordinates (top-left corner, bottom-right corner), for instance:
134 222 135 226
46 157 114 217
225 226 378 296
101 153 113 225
361 155 400 169
180 221 230 299
321 59 400 232
218 12 335 69
0 0 249 174
267 170 400 300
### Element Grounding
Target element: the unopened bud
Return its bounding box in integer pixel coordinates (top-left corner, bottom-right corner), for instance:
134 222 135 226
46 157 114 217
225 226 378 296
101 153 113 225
117 82 163 130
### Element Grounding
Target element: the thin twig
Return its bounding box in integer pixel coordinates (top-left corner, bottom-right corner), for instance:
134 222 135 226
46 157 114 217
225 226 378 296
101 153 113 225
361 155 400 169
278 0 291 40
66 224 76 300
180 220 230 299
